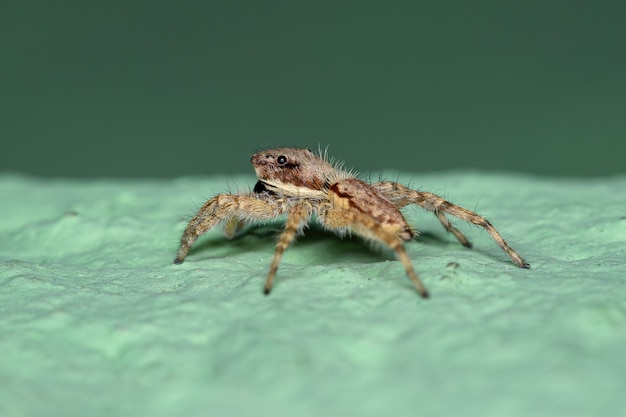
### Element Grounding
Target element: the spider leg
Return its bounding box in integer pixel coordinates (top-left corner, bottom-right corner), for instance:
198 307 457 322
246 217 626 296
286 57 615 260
371 181 472 246
222 216 246 239
433 210 473 248
372 181 530 268
174 193 287 264
319 200 429 298
264 203 313 295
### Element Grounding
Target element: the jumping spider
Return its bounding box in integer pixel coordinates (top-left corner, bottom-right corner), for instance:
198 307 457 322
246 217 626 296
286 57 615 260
174 147 529 298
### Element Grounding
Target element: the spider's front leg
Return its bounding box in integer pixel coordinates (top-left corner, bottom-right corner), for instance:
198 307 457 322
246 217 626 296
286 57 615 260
174 193 287 264
263 202 313 295
372 181 530 268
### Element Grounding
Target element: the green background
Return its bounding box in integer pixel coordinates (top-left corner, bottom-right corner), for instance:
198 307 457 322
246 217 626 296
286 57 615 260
2 173 625 416
2 1 624 178
3 3 625 416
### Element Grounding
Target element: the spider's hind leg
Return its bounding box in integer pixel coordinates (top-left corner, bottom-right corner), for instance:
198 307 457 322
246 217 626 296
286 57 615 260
371 181 472 247
372 181 529 268
433 211 473 248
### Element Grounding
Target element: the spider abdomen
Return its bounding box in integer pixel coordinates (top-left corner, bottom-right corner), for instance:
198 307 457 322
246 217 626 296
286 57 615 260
327 178 414 241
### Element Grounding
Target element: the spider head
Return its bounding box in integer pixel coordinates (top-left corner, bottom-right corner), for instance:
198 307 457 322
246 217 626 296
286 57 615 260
251 148 334 193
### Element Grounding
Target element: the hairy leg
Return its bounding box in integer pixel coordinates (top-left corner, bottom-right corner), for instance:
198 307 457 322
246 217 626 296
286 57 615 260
174 193 287 264
319 202 429 298
264 203 313 295
372 181 471 246
372 181 529 268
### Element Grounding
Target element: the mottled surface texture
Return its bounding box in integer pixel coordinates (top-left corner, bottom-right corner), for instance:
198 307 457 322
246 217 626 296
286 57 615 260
1 173 624 417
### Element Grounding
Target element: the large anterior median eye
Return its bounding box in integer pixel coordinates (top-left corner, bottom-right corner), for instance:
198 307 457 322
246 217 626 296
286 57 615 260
277 155 287 165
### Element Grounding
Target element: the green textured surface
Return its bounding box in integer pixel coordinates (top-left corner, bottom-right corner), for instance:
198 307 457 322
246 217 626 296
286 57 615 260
1 173 625 417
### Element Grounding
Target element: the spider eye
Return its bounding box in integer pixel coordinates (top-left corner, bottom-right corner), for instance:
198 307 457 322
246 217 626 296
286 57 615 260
276 155 287 165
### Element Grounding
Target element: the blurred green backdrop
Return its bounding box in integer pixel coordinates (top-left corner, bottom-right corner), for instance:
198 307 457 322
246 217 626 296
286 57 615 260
2 1 624 178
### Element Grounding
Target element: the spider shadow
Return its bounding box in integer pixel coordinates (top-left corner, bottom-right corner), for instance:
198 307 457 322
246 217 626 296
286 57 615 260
185 221 460 266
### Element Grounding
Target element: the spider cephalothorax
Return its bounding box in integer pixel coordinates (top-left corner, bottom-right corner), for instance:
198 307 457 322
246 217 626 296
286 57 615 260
174 147 529 298
251 148 338 194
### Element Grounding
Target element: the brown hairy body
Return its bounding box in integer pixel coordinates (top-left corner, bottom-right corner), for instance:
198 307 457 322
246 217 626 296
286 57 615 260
174 147 529 298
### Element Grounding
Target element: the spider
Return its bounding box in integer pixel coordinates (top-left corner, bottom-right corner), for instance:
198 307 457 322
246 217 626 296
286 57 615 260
174 147 529 298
